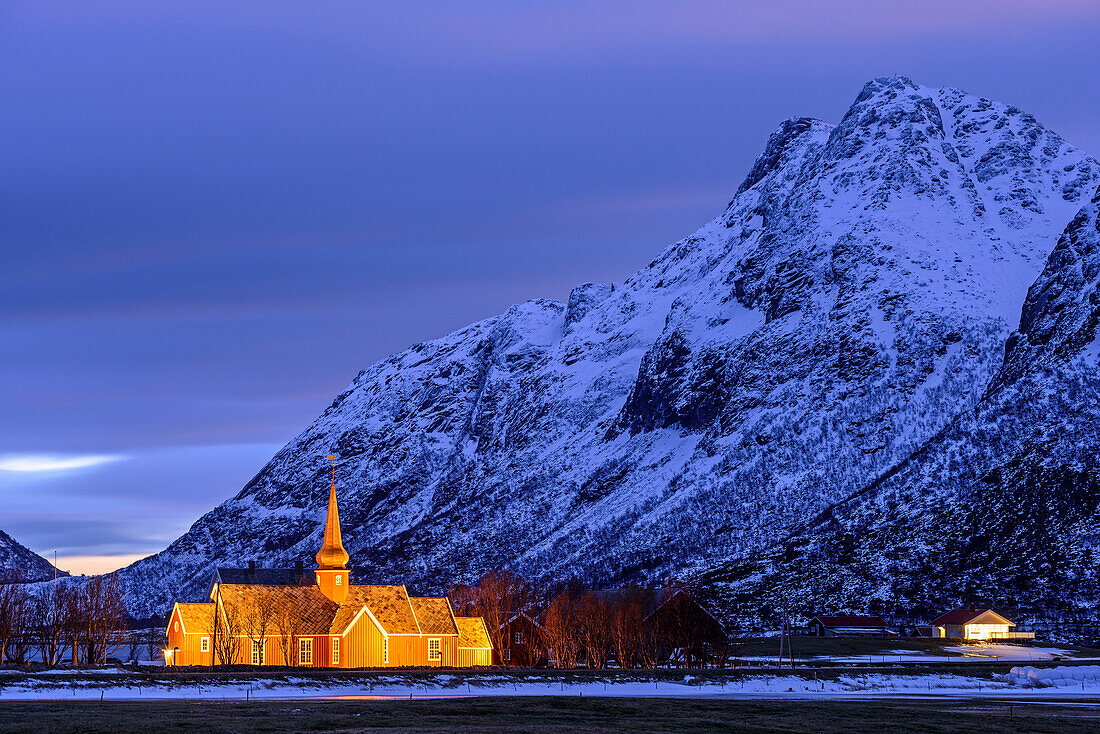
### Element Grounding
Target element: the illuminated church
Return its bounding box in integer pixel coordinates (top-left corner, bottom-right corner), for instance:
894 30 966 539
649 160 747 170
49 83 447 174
166 469 492 667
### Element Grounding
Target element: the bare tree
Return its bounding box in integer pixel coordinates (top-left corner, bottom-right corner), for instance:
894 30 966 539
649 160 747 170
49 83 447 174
145 627 166 664
0 571 30 665
28 581 71 667
637 613 662 669
63 584 87 665
59 575 127 666
212 593 243 666
84 574 126 665
451 569 535 664
274 601 305 667
541 587 580 669
609 586 650 669
241 590 277 666
126 628 144 664
576 592 612 669
649 582 727 669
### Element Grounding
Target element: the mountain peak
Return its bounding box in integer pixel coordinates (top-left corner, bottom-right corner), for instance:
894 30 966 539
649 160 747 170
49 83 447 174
0 528 67 582
110 80 1100 619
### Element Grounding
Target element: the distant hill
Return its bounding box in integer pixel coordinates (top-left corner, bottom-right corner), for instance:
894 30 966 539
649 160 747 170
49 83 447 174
0 529 67 582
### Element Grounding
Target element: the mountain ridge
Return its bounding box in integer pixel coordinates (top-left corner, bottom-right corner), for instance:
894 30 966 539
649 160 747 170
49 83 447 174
0 529 67 583
112 76 1100 621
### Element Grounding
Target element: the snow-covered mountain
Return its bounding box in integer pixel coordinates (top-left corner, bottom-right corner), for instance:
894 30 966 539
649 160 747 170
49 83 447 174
702 183 1100 626
0 529 66 583
118 76 1099 620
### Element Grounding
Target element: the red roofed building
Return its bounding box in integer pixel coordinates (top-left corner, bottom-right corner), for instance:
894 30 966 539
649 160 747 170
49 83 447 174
930 608 1034 641
808 615 892 637
165 469 492 667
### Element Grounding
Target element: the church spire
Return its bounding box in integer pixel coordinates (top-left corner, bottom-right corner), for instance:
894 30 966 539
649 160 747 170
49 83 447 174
316 456 349 570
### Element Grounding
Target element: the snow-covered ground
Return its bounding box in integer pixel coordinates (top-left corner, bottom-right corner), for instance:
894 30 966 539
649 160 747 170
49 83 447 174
810 645 1083 664
2 670 1100 702
1000 665 1100 689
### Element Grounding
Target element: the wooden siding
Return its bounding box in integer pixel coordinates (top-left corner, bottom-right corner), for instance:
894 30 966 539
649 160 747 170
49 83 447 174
166 608 213 666
458 648 491 667
344 609 386 668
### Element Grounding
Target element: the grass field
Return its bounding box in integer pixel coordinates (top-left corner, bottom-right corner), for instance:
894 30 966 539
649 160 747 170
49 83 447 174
1 697 1099 733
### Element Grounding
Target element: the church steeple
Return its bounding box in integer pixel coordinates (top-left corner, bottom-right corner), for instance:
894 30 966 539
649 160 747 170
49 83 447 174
315 456 349 602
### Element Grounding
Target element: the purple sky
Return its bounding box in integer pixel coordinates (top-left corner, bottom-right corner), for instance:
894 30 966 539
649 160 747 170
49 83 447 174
2 1 1099 574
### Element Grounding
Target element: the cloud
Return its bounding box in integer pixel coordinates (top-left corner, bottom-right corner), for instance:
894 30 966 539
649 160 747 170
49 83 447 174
0 454 122 473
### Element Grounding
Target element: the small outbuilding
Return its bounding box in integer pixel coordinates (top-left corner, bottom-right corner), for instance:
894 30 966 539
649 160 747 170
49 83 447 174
808 615 891 638
930 608 1034 641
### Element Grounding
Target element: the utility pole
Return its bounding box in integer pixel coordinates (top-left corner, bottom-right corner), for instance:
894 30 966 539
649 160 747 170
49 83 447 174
778 613 794 670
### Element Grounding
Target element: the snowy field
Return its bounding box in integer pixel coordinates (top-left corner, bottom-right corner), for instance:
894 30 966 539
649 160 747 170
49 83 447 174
808 644 1084 664
3 668 1100 703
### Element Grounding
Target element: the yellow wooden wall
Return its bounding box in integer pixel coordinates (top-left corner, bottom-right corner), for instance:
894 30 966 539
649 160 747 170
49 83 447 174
166 609 213 666
458 648 490 667
343 611 386 668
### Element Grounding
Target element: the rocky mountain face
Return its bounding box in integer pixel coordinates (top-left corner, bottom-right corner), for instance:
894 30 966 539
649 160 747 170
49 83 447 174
117 77 1099 622
0 529 66 583
702 185 1100 627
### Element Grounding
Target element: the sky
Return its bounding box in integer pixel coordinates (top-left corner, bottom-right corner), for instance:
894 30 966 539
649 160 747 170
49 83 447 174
2 1 1099 575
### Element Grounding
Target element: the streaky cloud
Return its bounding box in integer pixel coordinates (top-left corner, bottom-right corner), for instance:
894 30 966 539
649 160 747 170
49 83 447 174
0 454 123 473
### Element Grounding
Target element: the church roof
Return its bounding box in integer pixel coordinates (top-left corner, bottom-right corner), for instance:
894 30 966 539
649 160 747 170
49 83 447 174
175 602 215 635
217 584 338 636
410 597 459 636
331 585 421 636
215 568 312 586
455 616 492 650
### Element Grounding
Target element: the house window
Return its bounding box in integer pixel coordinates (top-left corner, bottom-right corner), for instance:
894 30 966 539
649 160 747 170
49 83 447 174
174 621 180 632
200 637 210 653
252 639 264 665
502 648 511 662
383 638 389 664
335 575 342 585
331 637 340 665
428 638 441 661
514 632 526 645
299 638 313 665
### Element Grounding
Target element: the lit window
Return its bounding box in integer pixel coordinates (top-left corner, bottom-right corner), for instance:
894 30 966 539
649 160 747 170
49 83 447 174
174 621 180 632
383 638 389 664
299 638 313 665
335 575 342 585
428 638 441 661
332 637 340 665
200 637 209 653
252 639 264 665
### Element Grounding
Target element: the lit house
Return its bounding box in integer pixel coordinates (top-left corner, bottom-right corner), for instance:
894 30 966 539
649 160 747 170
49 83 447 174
930 607 1034 641
165 473 492 667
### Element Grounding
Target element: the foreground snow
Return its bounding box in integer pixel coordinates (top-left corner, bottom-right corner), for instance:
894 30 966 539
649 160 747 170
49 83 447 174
2 669 1100 702
1000 665 1100 689
811 645 1083 664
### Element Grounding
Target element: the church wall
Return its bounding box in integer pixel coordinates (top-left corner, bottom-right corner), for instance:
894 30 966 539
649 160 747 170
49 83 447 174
458 648 491 667
344 611 386 668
